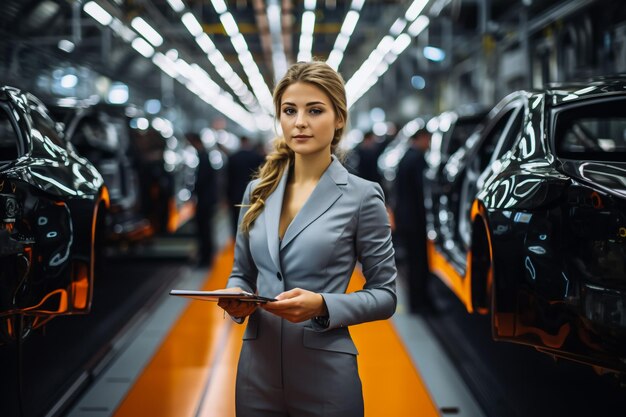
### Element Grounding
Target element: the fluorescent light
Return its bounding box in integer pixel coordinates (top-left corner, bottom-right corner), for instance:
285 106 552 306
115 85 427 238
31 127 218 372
341 10 359 37
132 37 155 58
390 18 407 36
408 15 429 36
195 33 215 53
83 1 112 26
61 74 78 88
405 0 428 21
220 12 239 36
301 11 316 34
58 39 75 53
211 0 228 14
108 83 129 104
110 18 137 42
423 45 446 61
181 12 203 36
152 53 179 78
231 33 247 53
351 0 365 11
166 0 185 12
131 17 163 47
326 50 343 70
392 33 411 55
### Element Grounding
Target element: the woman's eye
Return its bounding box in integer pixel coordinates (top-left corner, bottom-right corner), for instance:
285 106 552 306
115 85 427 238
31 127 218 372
310 108 322 115
283 108 296 115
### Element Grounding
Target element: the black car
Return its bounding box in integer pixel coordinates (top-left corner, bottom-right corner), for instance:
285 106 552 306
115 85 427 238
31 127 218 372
0 86 108 342
56 103 153 243
428 78 626 375
423 107 487 245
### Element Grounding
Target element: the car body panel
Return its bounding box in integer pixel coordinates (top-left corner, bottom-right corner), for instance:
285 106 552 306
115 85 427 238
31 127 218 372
0 86 107 342
428 79 626 373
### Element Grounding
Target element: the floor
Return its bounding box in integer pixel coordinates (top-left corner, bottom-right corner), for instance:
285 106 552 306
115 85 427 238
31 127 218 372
61 241 483 417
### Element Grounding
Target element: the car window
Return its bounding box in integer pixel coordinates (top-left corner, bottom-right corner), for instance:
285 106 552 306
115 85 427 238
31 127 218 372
30 106 66 149
477 107 517 172
555 97 626 161
444 117 484 158
0 107 19 162
493 107 524 160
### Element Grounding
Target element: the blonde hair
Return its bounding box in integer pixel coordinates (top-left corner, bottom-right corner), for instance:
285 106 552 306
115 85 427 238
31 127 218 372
239 61 348 234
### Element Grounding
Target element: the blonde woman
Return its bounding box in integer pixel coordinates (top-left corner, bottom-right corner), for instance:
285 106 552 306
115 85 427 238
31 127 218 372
218 61 397 417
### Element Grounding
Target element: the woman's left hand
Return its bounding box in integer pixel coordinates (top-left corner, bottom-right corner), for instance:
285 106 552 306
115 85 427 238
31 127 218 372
262 288 327 323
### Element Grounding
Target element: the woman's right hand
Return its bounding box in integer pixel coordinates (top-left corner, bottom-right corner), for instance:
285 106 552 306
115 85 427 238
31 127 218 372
217 287 258 319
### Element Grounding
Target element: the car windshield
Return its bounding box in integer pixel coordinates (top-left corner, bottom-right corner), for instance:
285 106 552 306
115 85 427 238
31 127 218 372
555 97 626 161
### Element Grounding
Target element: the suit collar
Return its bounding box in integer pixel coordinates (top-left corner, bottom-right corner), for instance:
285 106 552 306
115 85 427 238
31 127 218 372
264 155 347 270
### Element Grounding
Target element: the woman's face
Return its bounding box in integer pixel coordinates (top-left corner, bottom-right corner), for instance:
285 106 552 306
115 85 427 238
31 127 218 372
279 82 343 158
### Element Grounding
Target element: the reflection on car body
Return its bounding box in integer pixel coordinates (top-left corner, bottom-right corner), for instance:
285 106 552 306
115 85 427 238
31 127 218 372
427 78 626 375
423 107 487 245
0 86 109 342
53 103 153 243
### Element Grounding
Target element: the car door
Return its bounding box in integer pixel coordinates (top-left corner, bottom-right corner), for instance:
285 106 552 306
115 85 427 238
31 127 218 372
457 100 524 258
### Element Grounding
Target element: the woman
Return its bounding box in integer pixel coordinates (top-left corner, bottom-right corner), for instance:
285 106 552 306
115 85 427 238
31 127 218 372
218 61 397 417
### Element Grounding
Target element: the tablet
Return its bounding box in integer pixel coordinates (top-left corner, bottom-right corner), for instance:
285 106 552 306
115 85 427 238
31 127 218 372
169 289 277 303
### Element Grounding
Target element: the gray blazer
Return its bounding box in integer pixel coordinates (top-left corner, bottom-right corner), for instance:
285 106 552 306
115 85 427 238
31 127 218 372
227 156 397 416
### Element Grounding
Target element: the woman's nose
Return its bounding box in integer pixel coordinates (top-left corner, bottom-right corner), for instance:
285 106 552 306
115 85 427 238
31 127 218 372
295 112 306 128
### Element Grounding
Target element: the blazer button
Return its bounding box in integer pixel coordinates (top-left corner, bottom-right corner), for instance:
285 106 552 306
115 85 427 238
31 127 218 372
276 272 282 281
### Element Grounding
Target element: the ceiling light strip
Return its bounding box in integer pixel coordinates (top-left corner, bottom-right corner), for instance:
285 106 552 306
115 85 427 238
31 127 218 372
296 1 317 62
267 0 288 84
83 1 258 132
325 0 365 71
210 0 275 114
345 1 430 108
165 2 264 116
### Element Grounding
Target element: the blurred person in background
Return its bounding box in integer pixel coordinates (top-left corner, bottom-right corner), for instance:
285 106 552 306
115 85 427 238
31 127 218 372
188 132 218 266
354 130 382 185
393 128 432 313
226 135 265 238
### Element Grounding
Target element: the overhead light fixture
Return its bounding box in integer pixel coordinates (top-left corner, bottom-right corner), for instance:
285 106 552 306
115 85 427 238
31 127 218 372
166 0 185 13
423 45 446 62
108 82 129 104
211 0 228 14
326 1 365 71
181 12 203 37
131 37 155 58
345 2 430 108
297 8 317 62
405 0 429 21
83 1 113 26
219 13 239 36
408 15 429 36
131 17 163 47
58 39 75 53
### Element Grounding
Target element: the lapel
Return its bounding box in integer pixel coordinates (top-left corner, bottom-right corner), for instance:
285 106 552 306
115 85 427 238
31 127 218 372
264 167 289 273
279 155 348 250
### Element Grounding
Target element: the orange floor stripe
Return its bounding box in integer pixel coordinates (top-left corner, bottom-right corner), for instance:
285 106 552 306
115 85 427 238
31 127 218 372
113 244 440 417
113 243 236 417
347 273 440 417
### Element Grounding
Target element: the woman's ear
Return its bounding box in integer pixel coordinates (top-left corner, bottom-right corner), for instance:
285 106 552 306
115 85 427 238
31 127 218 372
335 118 345 130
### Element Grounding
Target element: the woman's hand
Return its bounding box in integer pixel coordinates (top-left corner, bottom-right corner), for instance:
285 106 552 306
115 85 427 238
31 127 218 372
262 288 327 323
217 287 258 319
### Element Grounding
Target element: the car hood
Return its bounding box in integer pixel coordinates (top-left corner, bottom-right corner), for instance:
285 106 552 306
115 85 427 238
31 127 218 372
559 160 626 199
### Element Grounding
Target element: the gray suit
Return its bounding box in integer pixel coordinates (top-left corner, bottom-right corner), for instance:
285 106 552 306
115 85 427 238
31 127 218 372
227 156 397 417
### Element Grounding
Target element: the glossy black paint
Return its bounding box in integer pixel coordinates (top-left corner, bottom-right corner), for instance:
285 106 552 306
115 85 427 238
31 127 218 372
423 108 487 245
53 103 152 242
430 79 626 374
0 86 107 343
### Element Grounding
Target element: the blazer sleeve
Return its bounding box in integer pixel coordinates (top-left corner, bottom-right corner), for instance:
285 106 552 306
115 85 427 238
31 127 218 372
226 181 258 294
314 182 397 331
